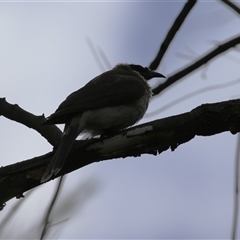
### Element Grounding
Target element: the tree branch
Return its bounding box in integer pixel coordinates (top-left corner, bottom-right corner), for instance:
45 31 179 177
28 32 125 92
1 98 240 209
152 35 240 95
149 0 197 70
40 176 65 240
221 0 240 16
0 98 62 147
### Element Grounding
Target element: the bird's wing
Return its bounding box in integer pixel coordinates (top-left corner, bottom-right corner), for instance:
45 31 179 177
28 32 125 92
45 70 149 124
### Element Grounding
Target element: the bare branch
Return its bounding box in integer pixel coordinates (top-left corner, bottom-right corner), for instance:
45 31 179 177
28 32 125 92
232 134 240 240
0 189 34 236
152 35 240 95
149 0 197 70
221 0 240 16
0 98 62 147
85 37 106 72
40 177 65 240
97 46 112 70
1 98 240 208
147 77 240 117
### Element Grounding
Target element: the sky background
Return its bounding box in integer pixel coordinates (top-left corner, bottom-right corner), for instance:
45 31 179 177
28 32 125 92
1 1 240 239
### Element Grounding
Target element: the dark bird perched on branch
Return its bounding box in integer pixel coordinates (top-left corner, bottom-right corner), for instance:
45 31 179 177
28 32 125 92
41 63 165 183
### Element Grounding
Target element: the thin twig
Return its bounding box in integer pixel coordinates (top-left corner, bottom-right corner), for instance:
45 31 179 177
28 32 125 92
149 0 197 70
0 190 34 236
40 176 65 240
221 0 240 16
147 77 240 117
232 134 240 240
97 46 112 70
85 37 106 72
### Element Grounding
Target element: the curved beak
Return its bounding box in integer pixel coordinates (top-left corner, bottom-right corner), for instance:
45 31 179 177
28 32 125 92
148 71 166 80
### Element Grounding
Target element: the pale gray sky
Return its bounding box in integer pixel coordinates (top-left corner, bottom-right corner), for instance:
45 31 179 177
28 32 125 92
1 1 240 239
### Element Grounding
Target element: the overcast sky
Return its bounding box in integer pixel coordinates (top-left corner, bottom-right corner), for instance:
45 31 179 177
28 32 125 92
1 1 240 239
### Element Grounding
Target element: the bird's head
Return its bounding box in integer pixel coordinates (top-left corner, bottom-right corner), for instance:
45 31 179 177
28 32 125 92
129 64 165 80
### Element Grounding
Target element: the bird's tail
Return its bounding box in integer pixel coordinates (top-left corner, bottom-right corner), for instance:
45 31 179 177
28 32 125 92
41 126 79 183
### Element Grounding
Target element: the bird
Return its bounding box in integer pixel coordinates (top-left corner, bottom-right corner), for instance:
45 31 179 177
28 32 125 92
41 63 165 183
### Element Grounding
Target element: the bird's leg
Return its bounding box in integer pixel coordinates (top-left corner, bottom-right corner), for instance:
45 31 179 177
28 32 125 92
100 129 120 138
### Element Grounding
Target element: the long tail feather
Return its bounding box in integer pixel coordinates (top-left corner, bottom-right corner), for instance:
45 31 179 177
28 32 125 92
41 127 79 183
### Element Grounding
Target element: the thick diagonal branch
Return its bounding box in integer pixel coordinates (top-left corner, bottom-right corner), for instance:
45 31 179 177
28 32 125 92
0 98 240 209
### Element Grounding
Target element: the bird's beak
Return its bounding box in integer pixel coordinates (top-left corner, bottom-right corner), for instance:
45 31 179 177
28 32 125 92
149 71 166 80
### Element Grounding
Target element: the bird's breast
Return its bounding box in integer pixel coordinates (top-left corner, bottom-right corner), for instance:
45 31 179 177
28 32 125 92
80 87 151 135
